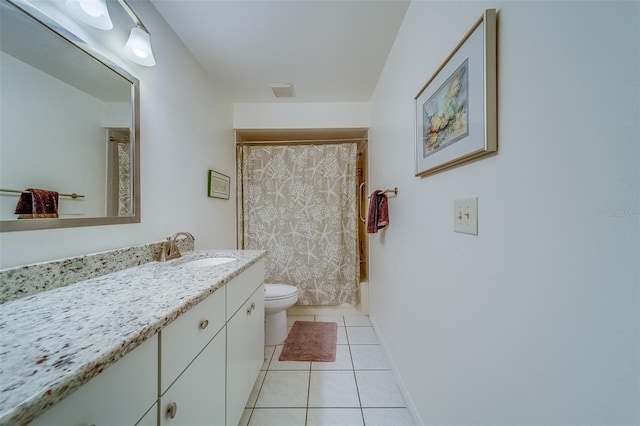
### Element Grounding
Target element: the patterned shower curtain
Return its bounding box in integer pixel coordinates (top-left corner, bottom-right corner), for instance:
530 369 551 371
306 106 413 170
117 141 132 216
238 143 359 306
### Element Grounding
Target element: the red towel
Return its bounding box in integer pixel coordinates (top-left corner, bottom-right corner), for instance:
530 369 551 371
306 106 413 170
366 190 389 234
14 188 59 219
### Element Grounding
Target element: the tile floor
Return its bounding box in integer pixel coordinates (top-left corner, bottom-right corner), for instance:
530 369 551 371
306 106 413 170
239 315 416 426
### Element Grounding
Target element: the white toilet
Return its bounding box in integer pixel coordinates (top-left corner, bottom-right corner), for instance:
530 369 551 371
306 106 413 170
264 283 299 346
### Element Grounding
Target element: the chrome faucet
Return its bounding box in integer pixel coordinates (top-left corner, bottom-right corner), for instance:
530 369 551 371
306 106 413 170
159 231 195 261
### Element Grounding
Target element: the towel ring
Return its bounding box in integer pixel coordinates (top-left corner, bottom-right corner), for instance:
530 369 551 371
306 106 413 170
358 184 398 224
367 187 398 199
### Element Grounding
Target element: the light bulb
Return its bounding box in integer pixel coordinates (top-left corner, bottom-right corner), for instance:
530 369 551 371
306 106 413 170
132 48 148 59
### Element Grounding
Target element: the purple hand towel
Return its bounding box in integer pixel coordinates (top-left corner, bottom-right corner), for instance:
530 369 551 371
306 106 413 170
366 190 389 234
14 188 59 219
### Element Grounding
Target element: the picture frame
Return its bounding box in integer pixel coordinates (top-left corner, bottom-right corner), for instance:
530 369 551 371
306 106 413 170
208 170 230 199
415 9 497 177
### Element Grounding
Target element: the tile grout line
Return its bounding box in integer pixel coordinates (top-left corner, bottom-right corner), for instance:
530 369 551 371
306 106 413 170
246 346 274 425
304 314 325 425
305 343 312 426
344 318 368 425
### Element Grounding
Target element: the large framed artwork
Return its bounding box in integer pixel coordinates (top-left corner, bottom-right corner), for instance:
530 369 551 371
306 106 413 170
415 9 497 177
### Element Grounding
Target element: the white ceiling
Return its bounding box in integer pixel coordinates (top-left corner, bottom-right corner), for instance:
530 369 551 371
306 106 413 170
150 0 410 103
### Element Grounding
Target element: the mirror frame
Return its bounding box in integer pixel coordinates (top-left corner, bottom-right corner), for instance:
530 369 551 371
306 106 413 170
0 0 140 232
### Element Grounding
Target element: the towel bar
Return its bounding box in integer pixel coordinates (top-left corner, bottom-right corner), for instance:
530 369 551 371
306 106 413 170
0 188 85 199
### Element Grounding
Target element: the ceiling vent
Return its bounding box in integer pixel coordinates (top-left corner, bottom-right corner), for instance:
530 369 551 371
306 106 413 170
270 83 295 98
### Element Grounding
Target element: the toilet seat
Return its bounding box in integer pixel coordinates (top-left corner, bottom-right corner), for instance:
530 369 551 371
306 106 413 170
265 283 298 301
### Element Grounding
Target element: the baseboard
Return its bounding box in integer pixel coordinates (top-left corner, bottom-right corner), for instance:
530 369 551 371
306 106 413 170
369 314 424 426
287 304 361 316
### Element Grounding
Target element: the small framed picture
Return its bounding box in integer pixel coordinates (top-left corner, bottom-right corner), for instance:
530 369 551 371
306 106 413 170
208 170 230 199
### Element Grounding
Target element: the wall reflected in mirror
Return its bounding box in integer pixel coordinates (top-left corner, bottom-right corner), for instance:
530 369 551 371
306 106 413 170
0 0 140 231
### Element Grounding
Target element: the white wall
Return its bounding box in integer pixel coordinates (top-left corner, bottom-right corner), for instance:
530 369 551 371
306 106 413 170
368 1 639 425
102 102 130 128
0 0 235 268
234 102 370 129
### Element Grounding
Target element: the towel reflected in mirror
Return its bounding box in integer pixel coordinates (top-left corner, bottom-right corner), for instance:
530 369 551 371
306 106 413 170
14 188 59 219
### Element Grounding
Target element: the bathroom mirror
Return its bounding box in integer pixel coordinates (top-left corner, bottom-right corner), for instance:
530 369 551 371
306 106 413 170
0 0 140 232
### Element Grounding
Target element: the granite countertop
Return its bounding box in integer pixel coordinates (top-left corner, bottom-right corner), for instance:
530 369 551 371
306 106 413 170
0 249 266 425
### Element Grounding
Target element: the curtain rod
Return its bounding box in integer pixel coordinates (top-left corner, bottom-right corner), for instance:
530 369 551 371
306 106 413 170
236 138 367 146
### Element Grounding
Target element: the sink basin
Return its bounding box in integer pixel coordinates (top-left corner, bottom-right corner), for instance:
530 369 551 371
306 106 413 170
178 257 236 268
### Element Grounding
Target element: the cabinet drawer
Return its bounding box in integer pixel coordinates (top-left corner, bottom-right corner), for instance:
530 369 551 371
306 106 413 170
161 287 225 392
226 259 265 320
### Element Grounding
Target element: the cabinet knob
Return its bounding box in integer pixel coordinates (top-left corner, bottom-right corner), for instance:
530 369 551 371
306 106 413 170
247 306 252 315
167 401 178 419
199 319 209 330
251 302 256 311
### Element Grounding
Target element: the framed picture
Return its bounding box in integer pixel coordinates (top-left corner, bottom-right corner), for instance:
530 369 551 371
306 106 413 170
208 170 230 199
415 9 497 177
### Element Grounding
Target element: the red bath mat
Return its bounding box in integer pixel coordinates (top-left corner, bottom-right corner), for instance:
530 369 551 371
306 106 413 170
279 321 337 362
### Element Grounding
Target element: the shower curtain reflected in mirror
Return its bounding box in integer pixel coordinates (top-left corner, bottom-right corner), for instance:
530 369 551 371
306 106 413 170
106 128 132 217
238 143 359 306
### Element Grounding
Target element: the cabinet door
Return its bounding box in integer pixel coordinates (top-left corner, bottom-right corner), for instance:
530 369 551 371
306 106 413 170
226 299 252 426
31 335 158 426
160 328 226 426
226 285 265 426
249 285 265 384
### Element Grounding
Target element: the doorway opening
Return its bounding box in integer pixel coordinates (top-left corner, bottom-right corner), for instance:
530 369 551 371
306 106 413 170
236 128 369 315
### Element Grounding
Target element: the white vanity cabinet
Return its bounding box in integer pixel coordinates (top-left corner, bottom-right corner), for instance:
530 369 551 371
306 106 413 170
22 255 266 426
159 258 265 426
30 334 158 426
226 260 265 426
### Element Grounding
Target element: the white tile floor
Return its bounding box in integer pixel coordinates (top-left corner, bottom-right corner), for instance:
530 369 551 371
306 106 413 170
239 315 416 426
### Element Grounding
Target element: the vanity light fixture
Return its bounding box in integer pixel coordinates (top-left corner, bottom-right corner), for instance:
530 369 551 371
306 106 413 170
118 0 156 67
64 0 156 66
123 25 156 66
65 0 113 30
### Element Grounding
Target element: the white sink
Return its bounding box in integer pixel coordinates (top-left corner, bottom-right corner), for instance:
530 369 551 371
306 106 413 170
178 257 236 268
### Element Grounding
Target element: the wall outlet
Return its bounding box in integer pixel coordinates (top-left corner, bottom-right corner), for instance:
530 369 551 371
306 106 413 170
454 197 478 235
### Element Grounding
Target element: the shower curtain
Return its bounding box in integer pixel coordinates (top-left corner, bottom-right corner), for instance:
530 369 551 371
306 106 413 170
238 143 359 306
106 129 132 217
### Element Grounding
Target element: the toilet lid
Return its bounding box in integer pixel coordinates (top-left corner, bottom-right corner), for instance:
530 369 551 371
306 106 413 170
265 284 298 300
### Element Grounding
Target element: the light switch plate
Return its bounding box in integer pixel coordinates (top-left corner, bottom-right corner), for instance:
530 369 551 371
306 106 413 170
454 197 478 235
